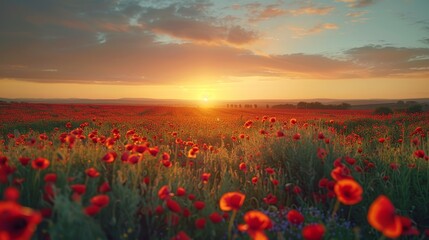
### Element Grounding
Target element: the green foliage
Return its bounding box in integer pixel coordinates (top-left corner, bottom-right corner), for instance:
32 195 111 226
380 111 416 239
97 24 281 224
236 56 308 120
373 106 393 115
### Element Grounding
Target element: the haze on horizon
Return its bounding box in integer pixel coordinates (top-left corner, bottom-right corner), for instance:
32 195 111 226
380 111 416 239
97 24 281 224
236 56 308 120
1 0 428 101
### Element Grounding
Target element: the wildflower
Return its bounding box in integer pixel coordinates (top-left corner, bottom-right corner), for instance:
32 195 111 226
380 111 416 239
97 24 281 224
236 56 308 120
290 118 297 124
90 194 110 208
102 152 117 163
251 177 258 184
331 166 352 181
334 179 363 205
31 157 50 170
367 195 402 238
244 120 253 128
193 201 205 210
265 168 275 175
263 193 278 205
287 210 304 225
183 208 191 217
201 173 211 184
302 223 325 240
18 157 31 166
414 150 425 158
176 187 186 197
293 133 301 140
209 212 223 223
0 201 42 240
239 162 247 172
84 205 101 216
238 210 272 240
277 131 285 137
171 231 191 240
3 187 20 202
317 148 327 160
85 168 100 178
70 184 86 195
99 181 111 193
400 216 419 236
195 218 206 229
155 205 164 215
43 173 57 183
158 185 170 200
219 192 245 211
166 199 181 213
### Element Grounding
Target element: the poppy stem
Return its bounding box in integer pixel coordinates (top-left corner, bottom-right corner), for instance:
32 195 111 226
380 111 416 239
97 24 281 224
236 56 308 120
331 199 340 219
228 210 237 240
378 235 386 240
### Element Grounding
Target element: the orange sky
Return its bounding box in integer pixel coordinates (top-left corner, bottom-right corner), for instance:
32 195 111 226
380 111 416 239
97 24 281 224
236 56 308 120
1 0 428 101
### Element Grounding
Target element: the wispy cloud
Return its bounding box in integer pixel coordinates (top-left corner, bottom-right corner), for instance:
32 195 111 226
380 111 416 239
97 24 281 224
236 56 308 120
235 3 334 22
337 0 378 8
288 23 339 38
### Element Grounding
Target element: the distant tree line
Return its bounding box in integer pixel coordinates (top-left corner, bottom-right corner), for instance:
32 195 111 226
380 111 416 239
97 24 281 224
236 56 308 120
374 101 427 115
271 102 351 110
226 104 272 109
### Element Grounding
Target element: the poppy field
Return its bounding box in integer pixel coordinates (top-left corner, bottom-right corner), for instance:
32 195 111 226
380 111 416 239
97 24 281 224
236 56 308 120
0 102 428 240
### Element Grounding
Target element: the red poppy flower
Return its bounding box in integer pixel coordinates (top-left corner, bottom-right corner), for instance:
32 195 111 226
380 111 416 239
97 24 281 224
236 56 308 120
3 187 20 202
85 168 100 178
302 223 325 240
400 216 419 236
18 157 31 166
287 210 304 225
238 210 272 240
158 185 170 200
293 133 301 140
265 168 275 175
201 173 211 184
414 150 425 158
71 184 86 195
166 199 181 213
195 218 206 229
84 205 101 216
99 181 111 193
176 187 186 197
334 179 363 205
367 195 402 238
0 201 42 240
153 205 163 215
251 177 258 184
31 157 50 170
171 231 191 240
290 118 297 124
330 166 352 181
219 192 245 211
244 120 253 128
193 201 205 210
239 162 247 172
209 212 223 223
90 194 110 208
102 152 117 163
263 193 278 205
43 173 57 183
182 208 190 218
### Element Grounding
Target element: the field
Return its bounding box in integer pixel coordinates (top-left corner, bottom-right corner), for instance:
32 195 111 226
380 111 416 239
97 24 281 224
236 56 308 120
0 102 428 240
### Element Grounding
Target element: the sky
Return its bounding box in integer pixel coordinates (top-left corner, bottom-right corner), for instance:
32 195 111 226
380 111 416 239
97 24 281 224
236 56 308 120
0 0 428 101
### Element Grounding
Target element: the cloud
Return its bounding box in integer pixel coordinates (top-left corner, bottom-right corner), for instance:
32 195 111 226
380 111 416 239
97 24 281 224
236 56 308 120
421 38 429 45
337 0 378 8
140 5 257 45
240 3 334 22
345 45 429 77
346 11 368 18
290 6 335 16
288 23 339 38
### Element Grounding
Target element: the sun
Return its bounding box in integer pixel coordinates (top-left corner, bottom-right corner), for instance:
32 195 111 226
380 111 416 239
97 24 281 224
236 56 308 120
203 97 208 102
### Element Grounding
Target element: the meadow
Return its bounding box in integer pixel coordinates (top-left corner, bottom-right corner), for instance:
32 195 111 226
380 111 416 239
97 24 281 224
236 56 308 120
0 102 428 240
